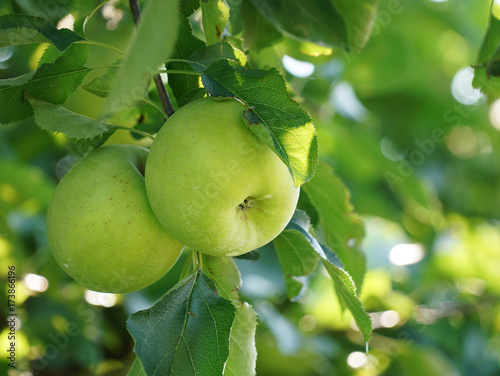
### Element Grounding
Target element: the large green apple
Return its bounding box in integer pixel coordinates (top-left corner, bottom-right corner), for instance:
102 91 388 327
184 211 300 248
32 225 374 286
46 145 183 293
145 97 299 257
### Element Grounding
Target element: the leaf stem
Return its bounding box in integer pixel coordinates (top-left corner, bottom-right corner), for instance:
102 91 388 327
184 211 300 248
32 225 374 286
82 1 109 32
128 0 175 117
114 125 155 140
158 70 202 76
165 58 206 69
74 40 125 56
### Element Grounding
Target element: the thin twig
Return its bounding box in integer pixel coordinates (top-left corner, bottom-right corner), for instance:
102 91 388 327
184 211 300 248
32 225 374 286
128 0 175 117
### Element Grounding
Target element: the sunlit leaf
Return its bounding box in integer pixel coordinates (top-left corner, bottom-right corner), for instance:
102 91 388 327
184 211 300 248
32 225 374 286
202 59 318 186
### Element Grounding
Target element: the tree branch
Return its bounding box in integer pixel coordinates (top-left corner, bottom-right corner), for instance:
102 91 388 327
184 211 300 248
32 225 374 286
128 0 175 117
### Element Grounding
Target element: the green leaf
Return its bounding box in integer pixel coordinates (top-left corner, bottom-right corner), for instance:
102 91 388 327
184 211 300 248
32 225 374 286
322 260 372 343
201 0 230 45
127 270 236 376
301 162 366 290
188 41 247 72
127 357 146 376
0 14 84 50
27 96 117 142
102 0 179 117
0 56 89 125
226 0 244 35
202 255 242 303
180 0 201 16
38 42 89 67
248 0 347 49
83 66 118 97
473 3 500 99
234 250 260 261
167 17 205 108
273 211 321 301
332 0 379 51
202 59 318 186
224 303 257 376
241 0 282 51
274 229 319 300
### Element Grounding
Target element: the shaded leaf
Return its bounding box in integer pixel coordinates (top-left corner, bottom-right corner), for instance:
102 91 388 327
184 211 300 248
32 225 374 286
167 17 205 108
27 96 117 141
83 66 118 97
38 42 89 67
202 59 318 186
127 270 236 376
202 255 242 303
273 228 319 301
0 56 89 125
180 0 201 16
0 13 84 50
248 0 347 49
301 162 366 290
234 250 260 261
224 303 257 376
102 0 179 117
332 0 379 51
473 3 500 99
241 0 282 51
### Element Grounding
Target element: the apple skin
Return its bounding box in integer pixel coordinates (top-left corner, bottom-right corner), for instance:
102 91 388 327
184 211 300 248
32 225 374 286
145 97 299 257
46 145 183 293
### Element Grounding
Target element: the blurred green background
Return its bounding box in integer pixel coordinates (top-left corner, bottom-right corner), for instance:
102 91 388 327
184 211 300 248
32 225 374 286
1 0 500 375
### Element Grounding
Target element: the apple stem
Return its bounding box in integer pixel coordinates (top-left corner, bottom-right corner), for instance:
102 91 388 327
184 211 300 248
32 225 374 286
128 0 176 118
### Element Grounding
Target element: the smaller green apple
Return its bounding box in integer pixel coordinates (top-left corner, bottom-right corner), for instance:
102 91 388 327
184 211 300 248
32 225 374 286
46 145 183 293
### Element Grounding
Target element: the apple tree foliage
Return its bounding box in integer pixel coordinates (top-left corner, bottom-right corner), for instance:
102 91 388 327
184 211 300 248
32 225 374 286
2 0 500 375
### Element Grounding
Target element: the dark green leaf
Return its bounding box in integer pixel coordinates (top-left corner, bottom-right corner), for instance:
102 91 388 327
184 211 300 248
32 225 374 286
248 0 347 49
202 255 242 303
202 59 318 186
297 190 320 228
473 3 500 99
180 0 201 16
0 13 84 50
127 270 236 376
301 162 366 290
83 66 118 98
188 41 247 72
224 303 257 376
273 229 319 301
241 0 282 51
201 0 229 45
226 0 243 35
27 96 117 141
168 17 205 108
102 0 179 117
38 42 89 67
0 56 89 125
234 250 260 261
322 260 372 343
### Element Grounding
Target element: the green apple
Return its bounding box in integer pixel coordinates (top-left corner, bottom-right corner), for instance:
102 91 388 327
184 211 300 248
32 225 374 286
145 97 299 257
46 145 183 293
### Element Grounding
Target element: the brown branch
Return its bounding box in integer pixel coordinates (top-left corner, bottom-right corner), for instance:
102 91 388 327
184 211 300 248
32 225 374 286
128 0 175 117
